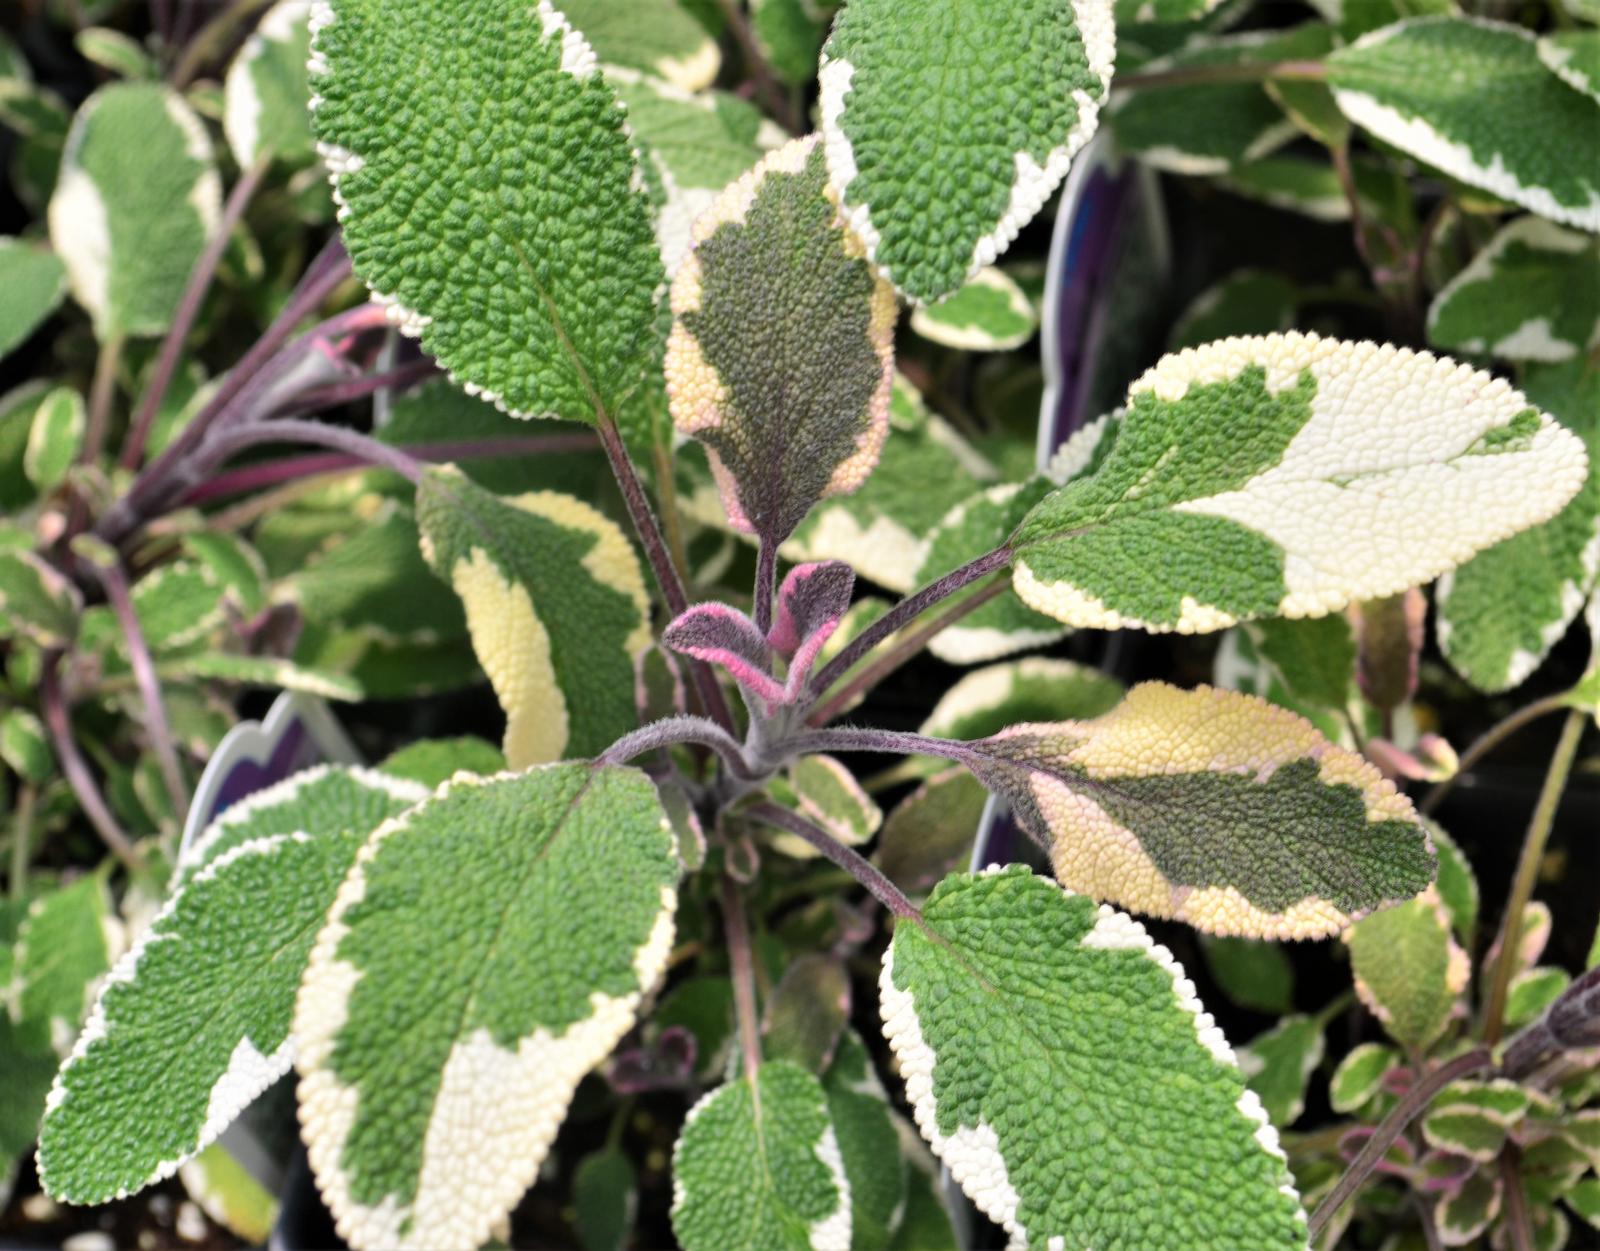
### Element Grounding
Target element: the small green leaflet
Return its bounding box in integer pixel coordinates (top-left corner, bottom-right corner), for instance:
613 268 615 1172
909 267 1039 352
1328 1041 1399 1114
1421 1080 1531 1162
37 767 428 1205
919 657 1124 742
764 755 882 859
224 1 316 167
1346 886 1468 1051
23 386 83 492
309 0 663 419
883 867 1307 1249
9 875 119 1058
819 0 1114 303
1010 333 1589 633
294 765 679 1251
0 708 52 783
1428 217 1600 362
1244 614 1357 714
1169 270 1300 351
0 550 82 648
162 654 362 703
751 0 831 84
1506 967 1572 1027
178 1142 280 1245
1199 936 1295 1016
1429 822 1479 942
1328 17 1600 231
47 82 220 337
671 1061 851 1251
666 135 895 547
378 736 506 789
415 466 651 767
763 955 851 1073
1540 30 1600 104
560 0 719 91
873 767 989 897
822 1031 906 1251
973 682 1434 939
0 238 66 360
572 1146 636 1251
75 27 157 80
1239 1015 1324 1128
1436 1171 1500 1244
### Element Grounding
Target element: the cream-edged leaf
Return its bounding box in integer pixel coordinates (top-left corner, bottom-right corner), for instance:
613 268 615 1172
819 0 1113 302
822 1031 906 1251
560 0 719 91
1011 332 1589 633
918 657 1124 741
10 875 118 1059
1346 886 1468 1051
882 867 1307 1249
37 768 428 1204
23 386 83 491
294 765 680 1251
969 682 1435 939
1539 30 1600 104
1239 1015 1324 1129
909 267 1038 352
666 135 896 547
308 0 662 419
415 467 651 767
224 1 316 167
1328 1041 1400 1114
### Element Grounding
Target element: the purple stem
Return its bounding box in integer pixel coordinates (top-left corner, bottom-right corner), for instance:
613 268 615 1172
39 654 141 870
273 358 439 419
196 418 430 486
97 562 189 816
720 872 765 1085
1502 964 1600 1079
753 536 777 638
120 153 272 473
788 726 988 773
806 546 1013 701
745 801 918 918
601 716 756 780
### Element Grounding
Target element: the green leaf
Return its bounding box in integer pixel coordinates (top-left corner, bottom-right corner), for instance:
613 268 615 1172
1540 30 1600 104
415 466 651 767
883 867 1307 1248
1240 1015 1324 1128
1429 821 1479 943
11 875 118 1057
819 0 1113 302
0 549 83 649
1346 887 1468 1051
21 386 82 491
1111 25 1333 174
1328 1041 1399 1114
48 83 220 337
177 1142 280 1245
1506 967 1573 1028
886 1145 958 1251
1422 1080 1531 1162
130 561 225 652
1244 614 1357 713
75 27 157 79
765 756 882 858
184 532 267 617
672 1060 850 1251
572 1147 636 1251
1569 1177 1600 1228
560 0 719 90
919 657 1124 741
763 954 851 1074
0 708 52 783
1199 935 1295 1015
1011 333 1590 633
666 135 896 546
224 0 316 167
0 237 66 361
0 1012 60 1169
1437 1170 1500 1243
159 653 364 702
873 768 988 898
909 267 1039 352
309 0 663 419
751 0 831 84
1328 17 1600 232
378 737 506 789
822 1031 906 1251
294 764 679 1251
37 768 428 1204
1170 270 1300 352
973 682 1435 939
1429 217 1600 362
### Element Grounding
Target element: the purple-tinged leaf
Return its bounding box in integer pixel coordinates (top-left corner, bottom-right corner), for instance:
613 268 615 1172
607 1026 697 1094
662 602 782 706
770 561 855 694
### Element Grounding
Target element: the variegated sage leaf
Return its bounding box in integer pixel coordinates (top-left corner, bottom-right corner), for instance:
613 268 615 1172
415 466 651 767
1328 17 1600 231
295 764 679 1251
1011 333 1590 633
48 82 220 338
764 755 882 858
671 1060 851 1251
819 0 1114 302
1428 217 1600 362
971 682 1434 939
561 0 719 91
1346 886 1468 1051
919 657 1124 742
1539 30 1600 104
666 135 896 547
24 386 84 492
1328 1041 1399 1114
882 867 1307 1249
0 549 82 647
37 768 428 1204
909 267 1038 352
10 874 119 1058
224 1 315 168
1240 1015 1324 1128
309 0 663 419
0 237 66 361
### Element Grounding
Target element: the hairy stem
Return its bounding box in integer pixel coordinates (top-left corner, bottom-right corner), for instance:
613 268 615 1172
270 358 438 421
600 716 756 780
1308 1047 1492 1241
120 153 272 472
1502 965 1600 1079
98 561 189 816
650 441 692 588
807 574 1008 726
1420 693 1569 818
1481 709 1586 1046
788 726 987 772
745 801 918 918
39 654 141 870
1115 58 1328 92
807 547 1013 701
721 872 764 1087
1500 1150 1534 1251
753 537 777 638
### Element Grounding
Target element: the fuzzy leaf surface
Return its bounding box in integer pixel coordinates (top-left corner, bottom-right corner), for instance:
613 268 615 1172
1346 887 1467 1051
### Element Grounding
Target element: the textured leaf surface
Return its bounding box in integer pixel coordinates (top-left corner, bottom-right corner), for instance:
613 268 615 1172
378 737 506 789
47 82 219 337
295 765 679 1251
971 682 1434 939
666 135 895 546
909 267 1038 352
819 0 1114 302
38 768 428 1203
671 1060 851 1251
1246 615 1357 713
1011 332 1589 633
309 0 662 418
416 467 650 766
766 755 882 858
1539 30 1600 104
882 867 1307 1249
822 1031 905 1251
0 238 65 360
225 1 315 166
1436 358 1600 692
1240 1015 1324 1128
10 876 117 1058
561 0 719 90
919 657 1124 741
1346 886 1468 1050
1428 217 1600 362
1328 17 1600 231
